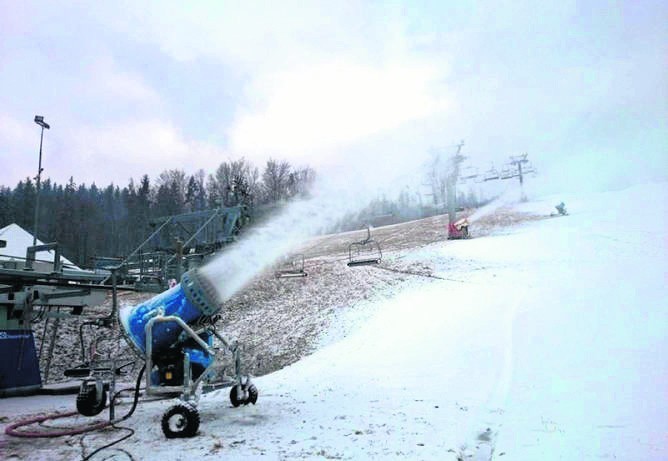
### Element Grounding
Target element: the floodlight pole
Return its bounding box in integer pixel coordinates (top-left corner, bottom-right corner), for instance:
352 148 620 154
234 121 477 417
33 115 50 246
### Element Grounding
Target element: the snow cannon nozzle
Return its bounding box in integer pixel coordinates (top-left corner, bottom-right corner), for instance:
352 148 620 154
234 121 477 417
180 269 222 317
118 268 221 359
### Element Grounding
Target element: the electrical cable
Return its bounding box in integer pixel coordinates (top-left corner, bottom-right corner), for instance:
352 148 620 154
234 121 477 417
80 424 135 461
79 364 145 460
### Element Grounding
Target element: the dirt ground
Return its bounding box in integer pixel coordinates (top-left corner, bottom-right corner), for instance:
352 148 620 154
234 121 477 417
32 208 545 386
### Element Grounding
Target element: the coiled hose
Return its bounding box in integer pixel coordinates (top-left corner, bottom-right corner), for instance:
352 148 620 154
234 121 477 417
4 364 145 439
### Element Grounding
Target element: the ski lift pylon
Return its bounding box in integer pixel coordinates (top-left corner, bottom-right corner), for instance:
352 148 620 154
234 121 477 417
347 226 382 267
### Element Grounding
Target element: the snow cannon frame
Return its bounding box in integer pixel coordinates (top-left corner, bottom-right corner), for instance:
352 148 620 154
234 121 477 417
117 269 258 438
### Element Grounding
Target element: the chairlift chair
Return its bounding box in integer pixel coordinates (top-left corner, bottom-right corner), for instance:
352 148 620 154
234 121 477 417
275 254 308 278
500 166 516 180
458 166 477 185
460 166 478 181
523 163 536 175
347 227 382 267
484 167 500 181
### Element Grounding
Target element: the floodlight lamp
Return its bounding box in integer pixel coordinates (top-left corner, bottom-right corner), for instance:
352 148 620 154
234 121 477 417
34 115 50 129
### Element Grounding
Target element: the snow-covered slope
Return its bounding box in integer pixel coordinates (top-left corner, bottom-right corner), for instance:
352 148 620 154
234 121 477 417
3 182 666 460
238 182 667 460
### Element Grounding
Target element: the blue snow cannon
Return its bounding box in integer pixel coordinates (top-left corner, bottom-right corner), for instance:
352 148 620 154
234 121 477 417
109 268 256 439
119 269 221 387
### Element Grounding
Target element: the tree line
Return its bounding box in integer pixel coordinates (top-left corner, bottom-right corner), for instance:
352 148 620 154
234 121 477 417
0 158 315 267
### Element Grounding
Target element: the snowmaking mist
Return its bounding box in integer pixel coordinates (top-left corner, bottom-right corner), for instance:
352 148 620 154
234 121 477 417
200 156 428 301
466 183 524 223
200 189 347 300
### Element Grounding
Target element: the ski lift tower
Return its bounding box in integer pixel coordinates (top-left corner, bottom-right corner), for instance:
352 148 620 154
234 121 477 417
447 140 466 226
509 153 530 202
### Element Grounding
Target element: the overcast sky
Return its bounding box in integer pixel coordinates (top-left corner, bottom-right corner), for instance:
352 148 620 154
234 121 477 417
1 0 666 193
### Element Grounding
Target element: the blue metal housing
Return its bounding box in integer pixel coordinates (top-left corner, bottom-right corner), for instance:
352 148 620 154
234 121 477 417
119 269 221 358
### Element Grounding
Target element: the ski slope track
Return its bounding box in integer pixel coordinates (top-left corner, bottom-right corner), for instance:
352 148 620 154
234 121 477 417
2 182 666 460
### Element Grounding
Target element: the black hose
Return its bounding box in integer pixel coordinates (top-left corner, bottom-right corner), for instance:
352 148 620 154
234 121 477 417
115 363 145 423
81 364 146 461
79 321 96 362
81 425 135 461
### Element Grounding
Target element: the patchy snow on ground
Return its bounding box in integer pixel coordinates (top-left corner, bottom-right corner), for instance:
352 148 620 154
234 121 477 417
2 181 666 460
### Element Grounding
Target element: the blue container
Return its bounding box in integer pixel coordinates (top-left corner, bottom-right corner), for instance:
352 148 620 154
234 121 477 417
119 270 221 358
0 330 42 397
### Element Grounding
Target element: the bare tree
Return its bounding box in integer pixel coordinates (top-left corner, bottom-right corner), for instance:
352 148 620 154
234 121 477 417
156 169 187 208
262 159 292 203
426 148 448 206
288 166 316 198
208 158 259 207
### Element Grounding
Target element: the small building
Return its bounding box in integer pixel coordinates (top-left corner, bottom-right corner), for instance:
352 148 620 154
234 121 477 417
0 223 80 271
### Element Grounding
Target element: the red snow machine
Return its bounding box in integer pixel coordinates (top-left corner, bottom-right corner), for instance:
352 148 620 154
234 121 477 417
447 217 470 240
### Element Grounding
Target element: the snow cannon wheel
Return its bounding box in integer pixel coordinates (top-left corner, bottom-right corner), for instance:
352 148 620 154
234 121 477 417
161 404 200 438
246 383 258 405
76 382 107 417
229 383 258 406
229 384 245 407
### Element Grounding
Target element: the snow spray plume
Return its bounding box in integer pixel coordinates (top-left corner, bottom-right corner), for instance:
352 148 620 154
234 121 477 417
467 183 523 223
199 136 465 301
200 179 380 301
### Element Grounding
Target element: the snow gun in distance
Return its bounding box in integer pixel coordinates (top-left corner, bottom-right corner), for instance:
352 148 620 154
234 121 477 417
448 217 470 240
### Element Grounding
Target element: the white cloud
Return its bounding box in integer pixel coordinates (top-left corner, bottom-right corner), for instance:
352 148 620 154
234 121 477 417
0 113 33 150
108 1 380 69
2 0 665 192
0 113 38 185
0 115 232 187
86 57 161 107
229 58 452 157
54 119 227 185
